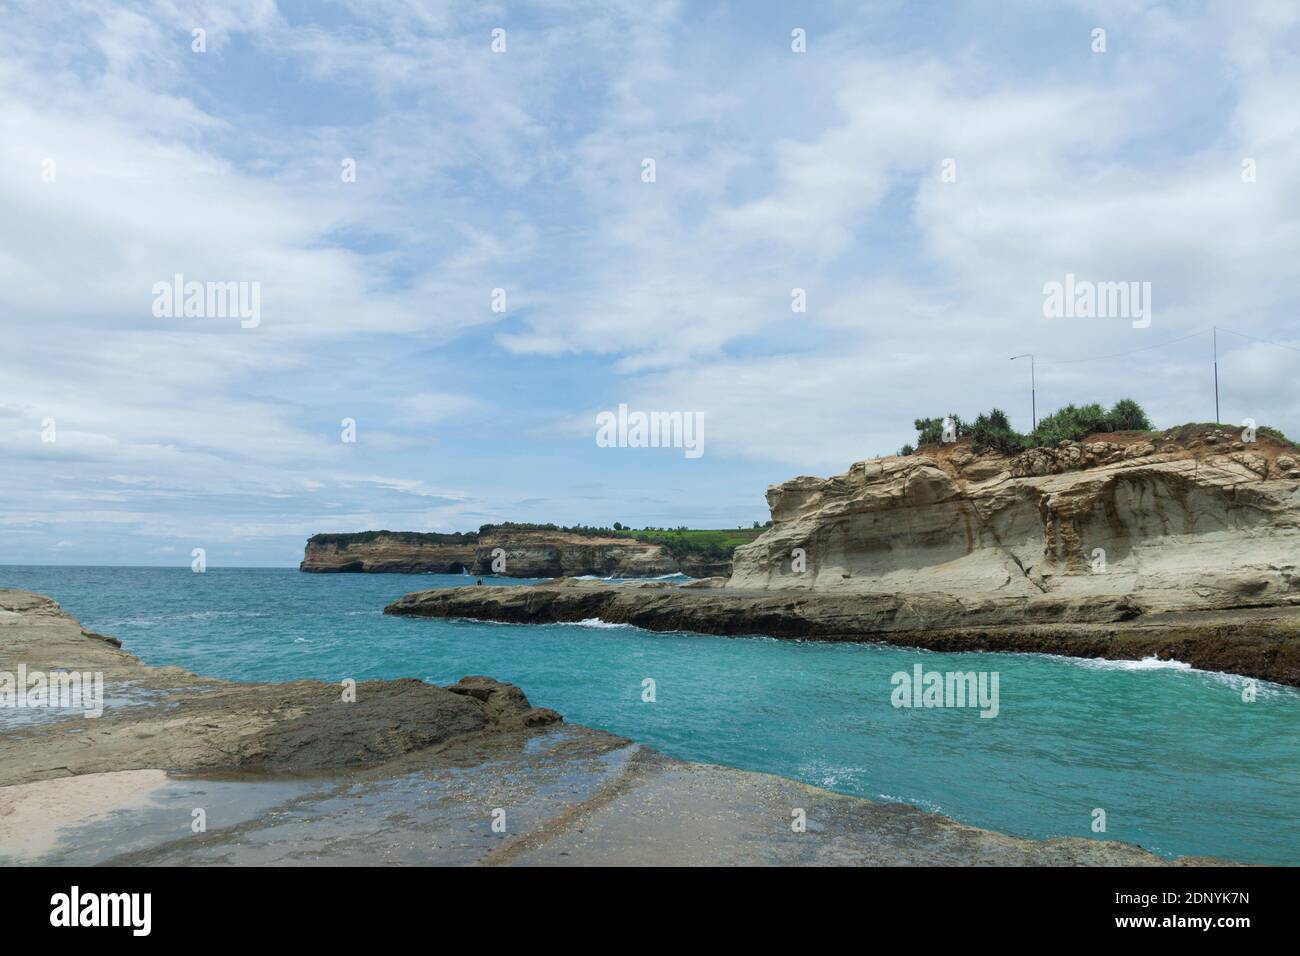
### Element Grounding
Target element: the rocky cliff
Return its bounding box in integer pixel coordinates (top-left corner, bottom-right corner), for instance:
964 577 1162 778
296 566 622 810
301 529 730 578
474 528 729 578
301 532 478 574
730 426 1300 614
387 426 1300 685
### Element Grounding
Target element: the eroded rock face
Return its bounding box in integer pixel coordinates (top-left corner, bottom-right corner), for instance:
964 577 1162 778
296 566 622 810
301 533 478 573
731 429 1300 614
473 529 728 577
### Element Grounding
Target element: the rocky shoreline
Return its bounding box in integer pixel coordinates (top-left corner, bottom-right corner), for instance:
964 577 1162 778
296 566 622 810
0 589 561 787
383 578 1300 687
383 427 1300 688
0 588 1231 865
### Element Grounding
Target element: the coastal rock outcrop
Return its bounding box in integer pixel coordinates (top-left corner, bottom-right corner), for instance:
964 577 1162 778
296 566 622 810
731 427 1300 614
387 427 1300 686
474 528 727 577
300 532 478 574
0 589 560 785
301 529 730 577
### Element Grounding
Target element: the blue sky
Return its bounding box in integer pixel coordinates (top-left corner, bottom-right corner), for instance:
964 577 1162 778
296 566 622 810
2 0 1298 566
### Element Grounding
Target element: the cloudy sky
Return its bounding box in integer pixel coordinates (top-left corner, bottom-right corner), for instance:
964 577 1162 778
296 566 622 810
2 0 1298 566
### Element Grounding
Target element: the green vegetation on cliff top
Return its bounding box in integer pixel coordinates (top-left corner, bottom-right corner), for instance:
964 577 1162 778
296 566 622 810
901 400 1297 457
905 399 1154 456
307 530 480 549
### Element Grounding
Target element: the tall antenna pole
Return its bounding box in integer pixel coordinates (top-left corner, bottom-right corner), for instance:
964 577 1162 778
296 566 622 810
1010 354 1036 431
1213 326 1220 424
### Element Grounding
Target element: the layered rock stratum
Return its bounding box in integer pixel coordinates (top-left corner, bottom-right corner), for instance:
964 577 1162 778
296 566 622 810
731 426 1300 611
300 532 478 574
387 427 1300 685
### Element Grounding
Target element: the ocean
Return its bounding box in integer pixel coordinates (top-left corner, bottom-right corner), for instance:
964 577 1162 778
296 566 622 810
3 565 1298 864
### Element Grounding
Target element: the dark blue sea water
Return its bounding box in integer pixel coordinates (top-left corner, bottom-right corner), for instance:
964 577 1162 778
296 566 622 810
4 565 1297 864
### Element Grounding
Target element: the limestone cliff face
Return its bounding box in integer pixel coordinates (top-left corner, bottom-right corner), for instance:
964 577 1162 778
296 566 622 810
301 534 478 574
301 530 729 578
729 428 1300 613
474 529 701 577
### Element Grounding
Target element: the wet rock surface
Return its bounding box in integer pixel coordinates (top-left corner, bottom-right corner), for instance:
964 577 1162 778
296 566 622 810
0 589 559 786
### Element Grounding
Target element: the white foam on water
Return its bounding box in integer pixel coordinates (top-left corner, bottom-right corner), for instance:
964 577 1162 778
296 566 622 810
1067 655 1193 672
878 793 947 816
572 618 632 629
1048 654 1297 698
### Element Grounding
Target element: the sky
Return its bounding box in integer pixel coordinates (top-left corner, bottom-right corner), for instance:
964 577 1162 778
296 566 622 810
1 0 1298 566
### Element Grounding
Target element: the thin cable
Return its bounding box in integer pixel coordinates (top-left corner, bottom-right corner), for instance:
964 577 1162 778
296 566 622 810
1038 327 1212 366
1216 326 1300 355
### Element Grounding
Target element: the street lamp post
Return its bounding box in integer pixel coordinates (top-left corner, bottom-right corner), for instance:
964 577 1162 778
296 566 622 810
1010 353 1036 431
1213 326 1220 424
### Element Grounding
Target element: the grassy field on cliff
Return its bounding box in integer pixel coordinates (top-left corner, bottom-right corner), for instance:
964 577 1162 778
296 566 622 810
618 527 766 559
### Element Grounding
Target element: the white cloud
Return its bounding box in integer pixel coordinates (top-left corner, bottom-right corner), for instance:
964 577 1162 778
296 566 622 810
2 0 1298 563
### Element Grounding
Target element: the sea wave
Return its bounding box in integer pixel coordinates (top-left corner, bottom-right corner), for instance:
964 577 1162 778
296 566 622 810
92 609 270 628
186 610 270 621
1065 655 1192 672
1052 654 1296 697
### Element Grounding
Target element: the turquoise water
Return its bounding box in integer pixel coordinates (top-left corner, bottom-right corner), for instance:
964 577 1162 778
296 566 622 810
3 565 1297 864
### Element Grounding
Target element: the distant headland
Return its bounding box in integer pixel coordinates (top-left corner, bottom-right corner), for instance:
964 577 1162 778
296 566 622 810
300 523 769 578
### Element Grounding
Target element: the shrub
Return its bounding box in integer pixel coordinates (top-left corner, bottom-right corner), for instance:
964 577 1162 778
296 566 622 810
1027 398 1152 447
913 414 965 446
969 408 1024 454
1107 398 1153 431
910 399 1155 453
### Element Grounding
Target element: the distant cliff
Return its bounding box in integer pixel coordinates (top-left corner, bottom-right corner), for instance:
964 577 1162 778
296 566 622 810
300 527 736 578
301 531 478 574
